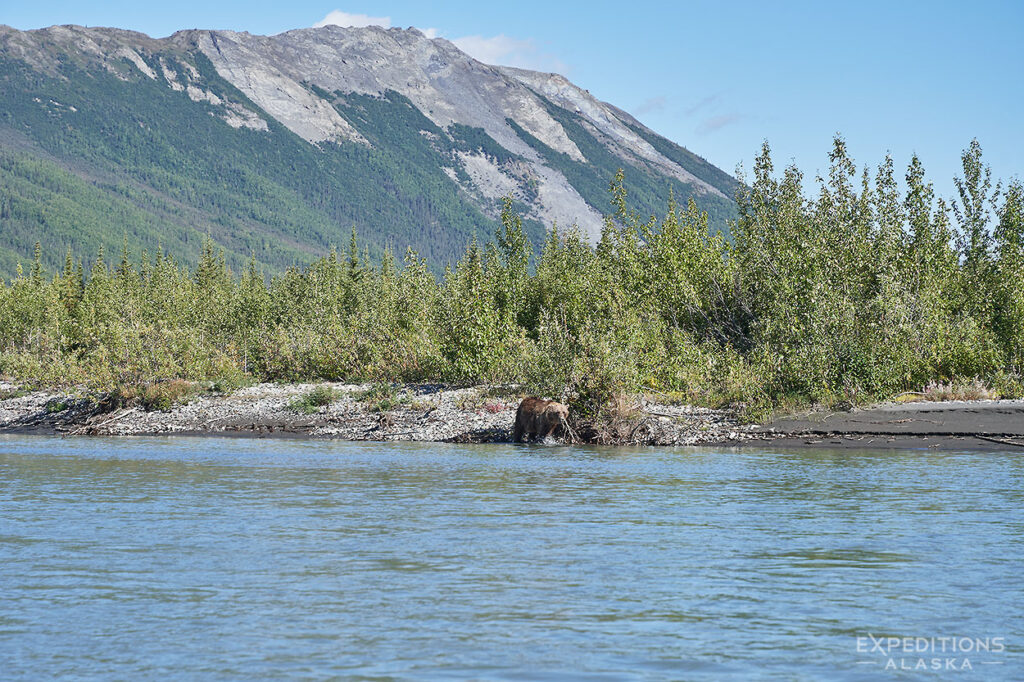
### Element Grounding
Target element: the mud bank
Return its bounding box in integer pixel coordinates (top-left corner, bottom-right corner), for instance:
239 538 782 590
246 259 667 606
753 399 1024 450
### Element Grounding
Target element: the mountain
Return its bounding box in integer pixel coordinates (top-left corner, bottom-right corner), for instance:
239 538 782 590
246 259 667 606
0 23 739 274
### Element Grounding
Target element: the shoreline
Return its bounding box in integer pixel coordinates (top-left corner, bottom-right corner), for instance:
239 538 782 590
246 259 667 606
3 380 1024 450
0 381 751 446
747 399 1024 451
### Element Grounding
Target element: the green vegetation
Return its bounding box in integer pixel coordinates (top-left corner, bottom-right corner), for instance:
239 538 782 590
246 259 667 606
107 379 203 411
1 45 730 275
621 120 741 202
357 382 409 413
45 399 68 413
0 387 29 400
894 380 999 404
0 52 521 272
288 386 339 414
1 138 1021 421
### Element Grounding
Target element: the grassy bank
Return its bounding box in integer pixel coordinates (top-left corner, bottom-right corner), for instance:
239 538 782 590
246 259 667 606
1 138 1022 421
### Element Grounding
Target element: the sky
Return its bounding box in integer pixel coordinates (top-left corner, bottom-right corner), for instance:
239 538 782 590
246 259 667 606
4 1 1022 203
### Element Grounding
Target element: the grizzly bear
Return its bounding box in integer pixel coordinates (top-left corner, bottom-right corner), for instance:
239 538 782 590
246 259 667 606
512 397 570 443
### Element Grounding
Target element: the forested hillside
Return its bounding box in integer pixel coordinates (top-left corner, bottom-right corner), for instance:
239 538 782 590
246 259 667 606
0 24 738 274
0 51 519 272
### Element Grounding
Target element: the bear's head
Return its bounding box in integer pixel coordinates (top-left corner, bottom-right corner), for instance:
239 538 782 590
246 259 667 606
546 402 569 425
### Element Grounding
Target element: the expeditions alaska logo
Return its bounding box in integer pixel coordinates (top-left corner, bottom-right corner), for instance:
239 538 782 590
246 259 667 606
856 634 1006 672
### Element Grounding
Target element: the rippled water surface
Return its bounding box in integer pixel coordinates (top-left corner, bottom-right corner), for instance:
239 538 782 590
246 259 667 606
1 436 1022 680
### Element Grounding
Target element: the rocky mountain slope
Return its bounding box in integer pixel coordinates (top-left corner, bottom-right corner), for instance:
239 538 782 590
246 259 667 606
0 23 738 273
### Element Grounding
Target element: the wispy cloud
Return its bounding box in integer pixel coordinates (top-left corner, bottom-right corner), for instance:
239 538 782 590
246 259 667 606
685 94 720 117
633 96 667 118
314 10 391 29
696 113 742 135
451 34 567 72
313 11 567 72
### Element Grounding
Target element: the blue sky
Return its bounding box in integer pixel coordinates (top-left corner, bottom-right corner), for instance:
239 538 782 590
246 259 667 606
4 1 1022 203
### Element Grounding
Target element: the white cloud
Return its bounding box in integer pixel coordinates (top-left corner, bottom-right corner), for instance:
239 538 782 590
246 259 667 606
314 10 391 29
421 27 439 39
633 96 667 118
685 94 720 117
696 113 742 135
451 34 567 73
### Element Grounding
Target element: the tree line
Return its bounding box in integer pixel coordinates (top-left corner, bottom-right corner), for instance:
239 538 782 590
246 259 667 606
1 137 1021 419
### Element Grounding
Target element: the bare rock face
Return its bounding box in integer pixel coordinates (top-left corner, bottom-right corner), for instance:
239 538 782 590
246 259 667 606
176 25 732 238
499 66 723 196
174 26 610 236
177 30 366 144
190 28 584 158
0 23 735 245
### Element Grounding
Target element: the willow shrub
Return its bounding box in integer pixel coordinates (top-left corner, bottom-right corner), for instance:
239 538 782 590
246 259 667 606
1 138 1022 417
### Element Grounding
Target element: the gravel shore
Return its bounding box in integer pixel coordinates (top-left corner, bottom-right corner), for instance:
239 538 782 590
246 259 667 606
6 380 1020 449
0 381 751 446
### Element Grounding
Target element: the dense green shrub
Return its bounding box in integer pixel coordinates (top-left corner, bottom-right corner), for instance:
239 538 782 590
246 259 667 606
1 138 1021 418
287 386 339 414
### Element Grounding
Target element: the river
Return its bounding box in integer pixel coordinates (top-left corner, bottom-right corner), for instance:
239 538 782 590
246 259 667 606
1 435 1021 679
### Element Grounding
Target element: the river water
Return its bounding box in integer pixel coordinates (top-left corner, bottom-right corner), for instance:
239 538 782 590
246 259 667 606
1 435 1021 679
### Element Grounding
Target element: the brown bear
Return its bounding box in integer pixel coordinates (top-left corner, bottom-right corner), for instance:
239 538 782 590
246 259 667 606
512 397 570 443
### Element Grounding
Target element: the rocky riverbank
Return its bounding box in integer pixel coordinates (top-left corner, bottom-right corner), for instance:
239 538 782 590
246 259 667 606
0 381 753 446
5 380 1022 450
